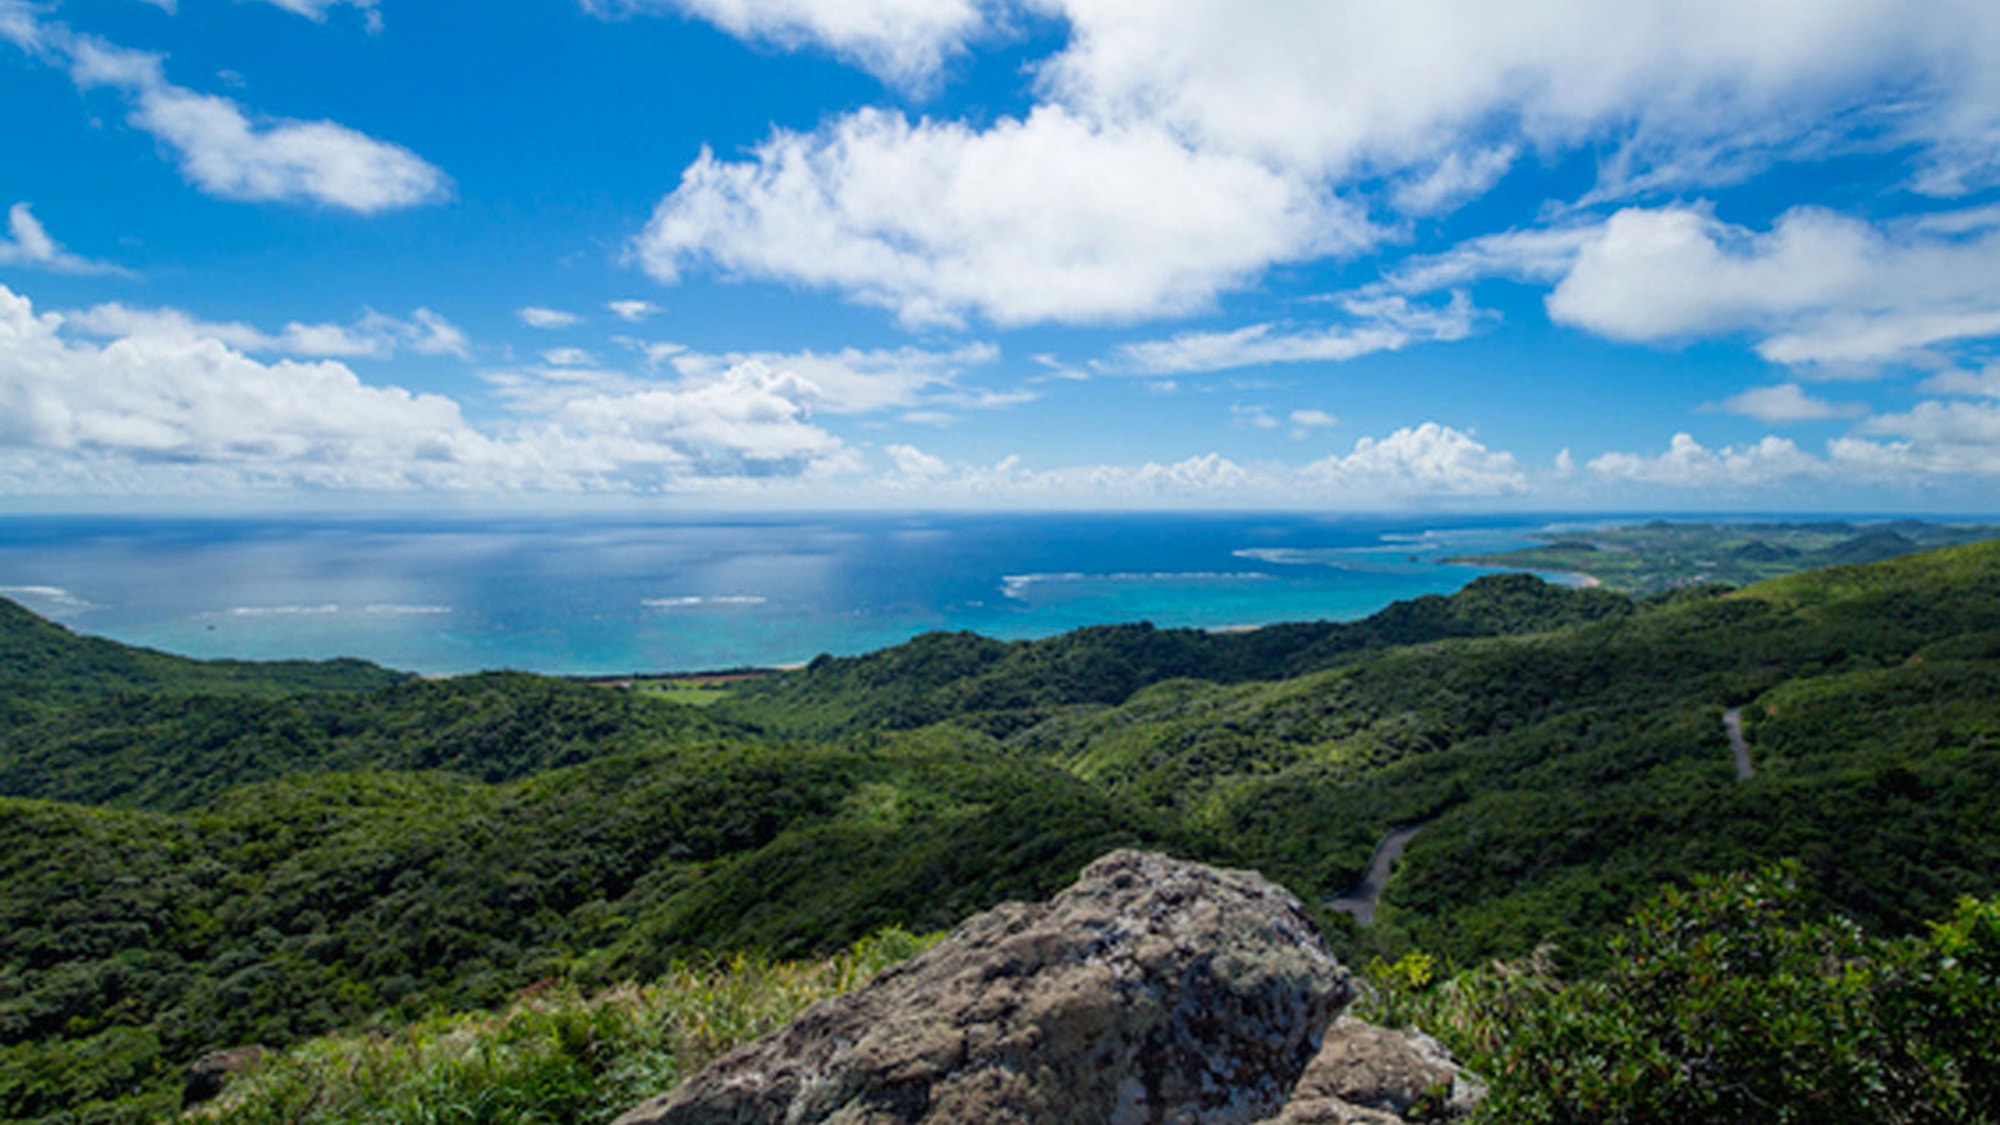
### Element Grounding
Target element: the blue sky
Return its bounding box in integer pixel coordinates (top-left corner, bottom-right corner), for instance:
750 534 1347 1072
4 0 2000 511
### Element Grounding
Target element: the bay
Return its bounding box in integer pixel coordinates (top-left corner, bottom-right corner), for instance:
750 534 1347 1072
0 512 1561 676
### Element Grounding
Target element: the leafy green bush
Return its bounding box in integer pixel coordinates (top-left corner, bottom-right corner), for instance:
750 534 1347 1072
1363 867 2000 1123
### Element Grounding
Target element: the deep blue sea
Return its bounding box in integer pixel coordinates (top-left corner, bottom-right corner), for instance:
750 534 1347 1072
0 513 1573 676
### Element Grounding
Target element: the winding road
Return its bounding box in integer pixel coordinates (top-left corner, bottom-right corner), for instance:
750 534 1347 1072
1724 707 1753 780
1325 711 1752 926
1326 825 1423 926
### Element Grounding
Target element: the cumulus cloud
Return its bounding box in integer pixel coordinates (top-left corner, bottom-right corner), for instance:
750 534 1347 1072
0 283 853 493
635 106 1373 328
1111 293 1478 375
1546 205 2000 371
1718 383 1866 424
519 307 582 329
625 0 2000 333
65 301 470 360
542 360 849 478
868 423 1524 505
1035 0 2000 197
655 340 999 414
0 204 129 276
1299 422 1524 496
1588 432 1827 487
579 0 986 90
1 11 443 212
884 442 951 479
1842 400 2000 475
0 285 479 485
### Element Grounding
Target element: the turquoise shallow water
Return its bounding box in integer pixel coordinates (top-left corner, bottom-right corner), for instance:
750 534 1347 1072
0 513 1560 676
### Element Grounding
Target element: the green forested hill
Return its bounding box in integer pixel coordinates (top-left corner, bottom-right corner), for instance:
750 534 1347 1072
713 571 1635 738
0 671 748 811
1 545 1997 1122
0 596 407 713
0 735 1175 1121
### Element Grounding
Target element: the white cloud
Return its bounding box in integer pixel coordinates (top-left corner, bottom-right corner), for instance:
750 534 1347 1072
1299 422 1524 496
1546 205 2000 370
870 423 1524 505
1588 432 1827 487
0 203 129 276
1920 365 2000 398
884 442 950 479
606 299 659 322
1390 145 1520 216
1 11 442 212
0 285 479 484
1288 408 1336 439
63 35 443 212
65 301 470 360
1844 400 2000 475
542 347 597 367
1554 448 1576 478
1035 0 2000 199
0 283 853 493
543 360 849 478
659 340 999 413
1231 405 1278 431
580 0 986 90
1112 293 1479 376
1372 223 1600 296
622 0 2000 335
1718 383 1866 424
635 106 1372 327
518 306 582 329
248 0 382 32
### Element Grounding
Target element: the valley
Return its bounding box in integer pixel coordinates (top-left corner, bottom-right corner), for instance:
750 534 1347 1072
3 543 1999 1121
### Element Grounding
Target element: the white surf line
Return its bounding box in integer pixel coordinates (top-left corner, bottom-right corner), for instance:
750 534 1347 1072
1724 707 1754 781
1326 825 1424 926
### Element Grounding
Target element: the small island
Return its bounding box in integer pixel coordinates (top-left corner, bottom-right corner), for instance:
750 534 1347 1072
1449 518 2000 594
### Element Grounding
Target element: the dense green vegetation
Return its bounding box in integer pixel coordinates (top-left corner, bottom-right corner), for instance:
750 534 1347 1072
0 672 747 811
0 598 405 715
1448 517 2000 593
712 571 1635 739
1 538 1997 1121
1360 867 2000 1123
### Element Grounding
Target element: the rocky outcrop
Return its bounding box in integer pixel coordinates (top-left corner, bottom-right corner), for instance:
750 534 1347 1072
613 850 1480 1125
615 850 1350 1125
1254 1017 1486 1123
182 1045 266 1108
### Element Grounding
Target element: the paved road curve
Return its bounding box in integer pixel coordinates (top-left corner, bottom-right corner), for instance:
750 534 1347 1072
1724 707 1754 780
1327 825 1424 926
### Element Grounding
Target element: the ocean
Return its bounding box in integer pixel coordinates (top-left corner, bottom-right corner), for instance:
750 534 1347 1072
0 512 1566 676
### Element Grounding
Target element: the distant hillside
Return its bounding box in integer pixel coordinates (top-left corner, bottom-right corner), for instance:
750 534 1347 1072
0 595 408 713
1448 518 2000 593
714 571 1635 739
0 670 749 811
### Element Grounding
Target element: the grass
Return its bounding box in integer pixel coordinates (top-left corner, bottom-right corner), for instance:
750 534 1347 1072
632 680 737 708
192 928 935 1125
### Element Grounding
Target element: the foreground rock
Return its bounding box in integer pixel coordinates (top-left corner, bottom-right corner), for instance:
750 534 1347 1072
615 850 1353 1125
1254 1017 1487 1123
